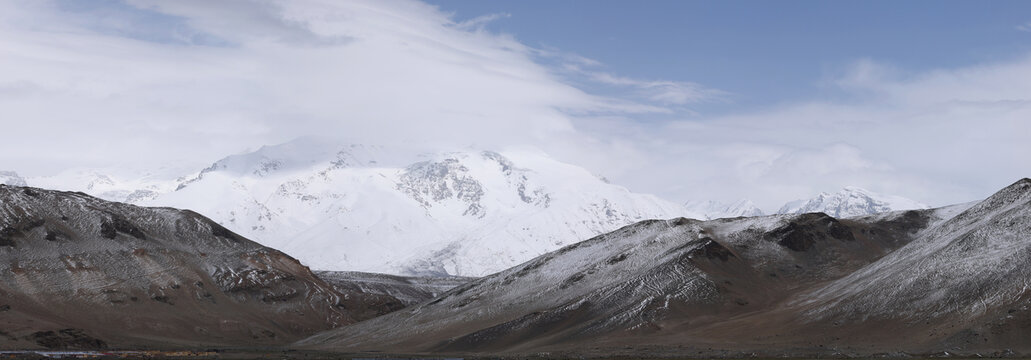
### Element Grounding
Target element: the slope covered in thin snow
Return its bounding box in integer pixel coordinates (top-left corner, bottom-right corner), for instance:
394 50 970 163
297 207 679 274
143 139 695 276
778 186 929 218
798 179 1031 319
301 179 1031 357
299 205 940 355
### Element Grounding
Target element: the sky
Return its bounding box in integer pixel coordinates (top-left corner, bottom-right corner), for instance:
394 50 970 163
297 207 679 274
429 0 1031 112
0 0 1029 211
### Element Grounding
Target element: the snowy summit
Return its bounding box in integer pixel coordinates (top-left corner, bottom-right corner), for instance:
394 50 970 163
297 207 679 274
778 186 929 218
141 138 694 276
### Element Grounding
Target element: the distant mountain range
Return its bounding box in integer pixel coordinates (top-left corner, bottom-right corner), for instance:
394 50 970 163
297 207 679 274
685 187 930 220
778 185 930 218
2 140 930 277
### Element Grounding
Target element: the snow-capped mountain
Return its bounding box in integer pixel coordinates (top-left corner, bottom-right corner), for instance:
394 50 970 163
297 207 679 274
142 138 696 276
684 199 764 219
0 171 27 186
777 186 929 218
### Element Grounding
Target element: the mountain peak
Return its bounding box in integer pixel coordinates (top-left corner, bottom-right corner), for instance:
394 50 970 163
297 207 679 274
147 142 686 276
778 186 928 218
1012 178 1031 195
957 177 1031 218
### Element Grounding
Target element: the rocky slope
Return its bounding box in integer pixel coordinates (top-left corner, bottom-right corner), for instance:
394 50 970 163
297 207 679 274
144 138 694 276
778 186 929 218
0 185 402 350
299 179 1030 357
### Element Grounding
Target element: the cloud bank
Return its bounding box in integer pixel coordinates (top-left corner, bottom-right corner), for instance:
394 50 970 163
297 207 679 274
0 0 674 169
610 57 1031 209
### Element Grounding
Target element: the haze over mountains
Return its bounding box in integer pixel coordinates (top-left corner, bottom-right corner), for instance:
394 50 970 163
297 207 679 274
1 139 931 277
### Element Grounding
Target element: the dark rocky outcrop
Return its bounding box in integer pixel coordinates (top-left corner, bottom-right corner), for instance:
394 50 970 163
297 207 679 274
765 213 855 251
99 216 146 240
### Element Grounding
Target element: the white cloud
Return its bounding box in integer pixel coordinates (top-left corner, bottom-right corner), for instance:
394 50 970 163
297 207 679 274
605 56 1031 209
0 0 678 174
558 62 728 106
1018 22 1031 32
586 71 728 105
0 0 1027 212
454 12 511 31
